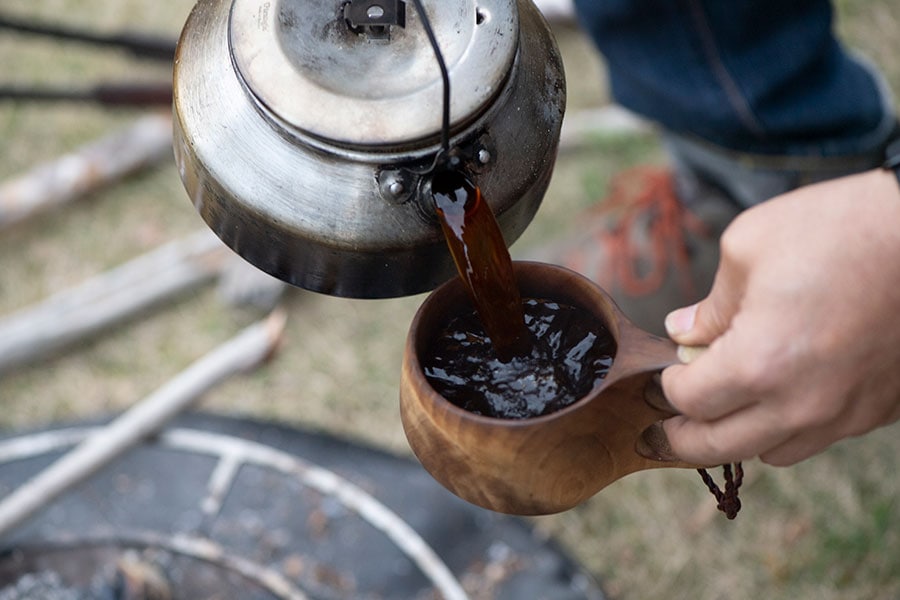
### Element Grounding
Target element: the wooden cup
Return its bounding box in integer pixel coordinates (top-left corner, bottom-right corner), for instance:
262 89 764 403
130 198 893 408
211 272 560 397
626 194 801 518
400 261 699 515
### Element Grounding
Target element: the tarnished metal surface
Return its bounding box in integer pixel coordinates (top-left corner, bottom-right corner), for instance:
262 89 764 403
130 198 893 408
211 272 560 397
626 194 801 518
173 0 566 298
231 0 517 146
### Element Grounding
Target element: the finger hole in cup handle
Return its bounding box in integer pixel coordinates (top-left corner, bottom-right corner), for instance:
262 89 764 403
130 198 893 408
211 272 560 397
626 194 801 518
635 421 679 462
637 345 708 462
642 345 708 415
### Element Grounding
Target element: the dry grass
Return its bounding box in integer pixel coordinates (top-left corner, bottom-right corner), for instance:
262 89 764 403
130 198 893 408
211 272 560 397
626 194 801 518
0 2 898 599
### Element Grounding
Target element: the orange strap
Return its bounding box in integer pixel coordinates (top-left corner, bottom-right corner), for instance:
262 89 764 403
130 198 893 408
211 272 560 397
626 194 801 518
564 166 705 297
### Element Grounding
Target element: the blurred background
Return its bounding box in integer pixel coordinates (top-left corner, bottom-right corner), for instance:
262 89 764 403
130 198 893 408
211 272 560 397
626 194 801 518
0 1 897 598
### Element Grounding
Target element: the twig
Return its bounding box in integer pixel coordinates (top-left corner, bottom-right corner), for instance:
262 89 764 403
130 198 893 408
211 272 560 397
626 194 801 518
0 230 231 376
0 310 287 538
0 112 173 229
0 82 173 107
0 13 177 61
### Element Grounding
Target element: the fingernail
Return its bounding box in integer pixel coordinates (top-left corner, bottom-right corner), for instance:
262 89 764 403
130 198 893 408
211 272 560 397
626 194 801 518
665 304 697 337
636 422 679 462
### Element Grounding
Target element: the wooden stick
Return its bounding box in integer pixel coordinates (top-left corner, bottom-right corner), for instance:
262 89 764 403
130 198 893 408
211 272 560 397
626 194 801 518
0 229 231 376
558 106 652 152
0 13 177 61
533 0 576 23
0 310 287 538
0 112 173 229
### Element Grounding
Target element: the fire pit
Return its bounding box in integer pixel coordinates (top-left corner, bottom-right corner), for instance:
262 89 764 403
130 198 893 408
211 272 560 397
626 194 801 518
0 414 606 599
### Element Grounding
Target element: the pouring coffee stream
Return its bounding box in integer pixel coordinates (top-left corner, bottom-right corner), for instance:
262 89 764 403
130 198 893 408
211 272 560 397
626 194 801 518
427 167 617 419
430 168 529 361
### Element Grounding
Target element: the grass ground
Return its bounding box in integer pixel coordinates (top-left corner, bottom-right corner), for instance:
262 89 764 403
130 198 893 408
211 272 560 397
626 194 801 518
0 1 898 599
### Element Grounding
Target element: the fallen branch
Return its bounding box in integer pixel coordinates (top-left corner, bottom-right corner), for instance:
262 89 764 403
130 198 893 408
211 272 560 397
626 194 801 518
0 309 287 538
559 106 652 153
0 229 231 376
533 0 576 23
0 112 173 229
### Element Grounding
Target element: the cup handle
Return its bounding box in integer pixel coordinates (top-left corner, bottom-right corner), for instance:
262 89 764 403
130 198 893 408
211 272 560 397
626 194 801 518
677 344 708 364
636 345 707 462
641 344 707 414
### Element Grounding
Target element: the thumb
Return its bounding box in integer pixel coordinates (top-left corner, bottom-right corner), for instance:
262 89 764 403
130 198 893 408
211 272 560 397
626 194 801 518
665 268 741 346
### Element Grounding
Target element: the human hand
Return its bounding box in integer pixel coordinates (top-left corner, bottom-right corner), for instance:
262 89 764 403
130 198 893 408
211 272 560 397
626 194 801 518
660 168 900 466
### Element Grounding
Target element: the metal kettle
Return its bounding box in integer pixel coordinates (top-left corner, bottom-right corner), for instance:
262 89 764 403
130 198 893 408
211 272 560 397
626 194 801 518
173 0 566 298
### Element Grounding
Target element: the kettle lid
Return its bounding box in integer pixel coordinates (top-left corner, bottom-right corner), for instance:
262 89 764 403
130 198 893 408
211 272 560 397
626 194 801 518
229 0 519 148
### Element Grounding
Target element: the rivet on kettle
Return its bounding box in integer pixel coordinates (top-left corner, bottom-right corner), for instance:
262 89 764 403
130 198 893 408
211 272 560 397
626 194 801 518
378 169 416 205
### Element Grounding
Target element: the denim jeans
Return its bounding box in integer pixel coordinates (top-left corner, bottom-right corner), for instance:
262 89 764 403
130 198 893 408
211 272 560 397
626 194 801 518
573 0 897 205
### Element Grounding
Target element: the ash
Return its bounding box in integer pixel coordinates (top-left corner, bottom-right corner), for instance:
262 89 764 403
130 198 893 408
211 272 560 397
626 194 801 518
0 572 88 600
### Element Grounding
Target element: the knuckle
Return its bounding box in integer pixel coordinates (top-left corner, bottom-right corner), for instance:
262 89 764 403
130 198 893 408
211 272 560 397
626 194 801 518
659 367 690 413
719 218 753 262
783 390 847 432
809 397 845 428
695 426 730 461
835 410 879 438
731 349 780 396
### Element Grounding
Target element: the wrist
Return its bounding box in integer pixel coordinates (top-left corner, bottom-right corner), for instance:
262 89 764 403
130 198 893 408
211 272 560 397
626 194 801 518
863 169 900 259
884 137 900 189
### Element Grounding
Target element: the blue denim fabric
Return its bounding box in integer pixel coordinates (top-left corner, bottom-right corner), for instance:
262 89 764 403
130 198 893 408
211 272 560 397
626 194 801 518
573 0 895 159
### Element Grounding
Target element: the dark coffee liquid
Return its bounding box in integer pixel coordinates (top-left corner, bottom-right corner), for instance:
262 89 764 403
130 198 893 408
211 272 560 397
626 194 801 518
431 169 529 361
428 167 616 419
424 298 616 419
